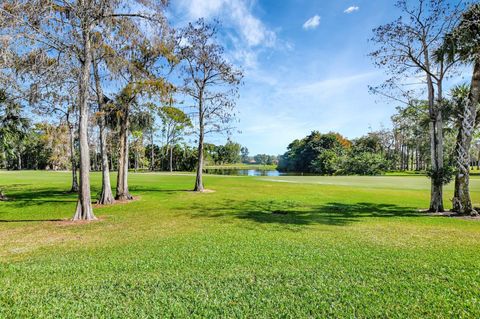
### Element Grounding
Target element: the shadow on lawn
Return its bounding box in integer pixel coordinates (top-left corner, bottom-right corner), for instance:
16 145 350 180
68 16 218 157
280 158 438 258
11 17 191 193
0 219 64 223
184 200 419 227
2 185 420 227
3 189 77 204
0 189 78 221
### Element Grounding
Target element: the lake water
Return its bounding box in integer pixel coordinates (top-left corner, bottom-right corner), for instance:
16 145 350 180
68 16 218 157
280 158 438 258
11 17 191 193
204 168 306 176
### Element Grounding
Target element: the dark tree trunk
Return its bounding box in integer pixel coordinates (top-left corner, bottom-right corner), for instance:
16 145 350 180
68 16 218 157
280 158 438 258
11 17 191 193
452 59 480 215
428 79 444 212
477 149 480 170
194 98 205 192
134 150 138 172
150 131 155 171
73 26 96 221
406 147 410 171
68 121 79 193
169 145 173 173
415 148 418 171
116 108 133 201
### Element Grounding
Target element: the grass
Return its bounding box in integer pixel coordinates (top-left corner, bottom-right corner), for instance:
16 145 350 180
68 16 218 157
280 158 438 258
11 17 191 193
1 170 480 318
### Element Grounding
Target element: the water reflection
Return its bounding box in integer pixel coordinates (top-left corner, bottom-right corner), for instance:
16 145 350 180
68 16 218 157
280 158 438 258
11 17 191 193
204 169 286 176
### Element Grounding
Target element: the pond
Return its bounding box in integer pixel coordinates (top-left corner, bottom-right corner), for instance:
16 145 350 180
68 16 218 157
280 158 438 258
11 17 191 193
204 168 307 176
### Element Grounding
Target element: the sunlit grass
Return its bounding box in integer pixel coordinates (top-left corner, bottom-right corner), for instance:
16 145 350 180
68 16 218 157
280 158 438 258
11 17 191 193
1 171 480 317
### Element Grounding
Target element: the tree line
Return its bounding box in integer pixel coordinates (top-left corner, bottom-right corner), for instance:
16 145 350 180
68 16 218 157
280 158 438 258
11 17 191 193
0 117 260 173
277 94 480 176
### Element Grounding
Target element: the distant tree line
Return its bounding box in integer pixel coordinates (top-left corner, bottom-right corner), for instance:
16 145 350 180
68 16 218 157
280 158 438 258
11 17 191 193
278 95 478 176
0 116 259 172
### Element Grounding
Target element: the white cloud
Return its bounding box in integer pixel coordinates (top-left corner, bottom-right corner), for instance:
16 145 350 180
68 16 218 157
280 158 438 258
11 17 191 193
302 15 321 30
288 72 377 96
176 0 275 47
344 6 359 14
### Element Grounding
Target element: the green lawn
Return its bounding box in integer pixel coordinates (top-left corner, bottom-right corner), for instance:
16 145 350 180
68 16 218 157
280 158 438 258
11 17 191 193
1 171 480 318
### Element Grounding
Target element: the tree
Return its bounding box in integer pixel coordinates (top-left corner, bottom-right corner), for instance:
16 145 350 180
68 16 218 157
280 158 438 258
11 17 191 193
159 106 192 172
179 19 243 192
277 131 350 174
449 85 476 214
391 102 431 171
0 90 28 200
438 4 480 215
370 0 465 212
113 40 176 200
92 51 114 205
216 140 241 164
341 152 388 176
254 154 270 165
130 110 154 172
240 146 249 163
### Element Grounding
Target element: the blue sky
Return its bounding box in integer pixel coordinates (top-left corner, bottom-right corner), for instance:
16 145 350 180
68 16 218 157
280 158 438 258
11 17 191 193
168 0 462 155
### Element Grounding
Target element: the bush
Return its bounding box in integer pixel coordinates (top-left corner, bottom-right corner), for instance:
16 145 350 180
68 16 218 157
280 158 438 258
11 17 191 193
310 150 341 175
339 152 388 176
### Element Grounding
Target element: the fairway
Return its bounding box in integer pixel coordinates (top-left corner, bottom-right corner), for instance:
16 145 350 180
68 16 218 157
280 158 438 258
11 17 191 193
1 171 480 318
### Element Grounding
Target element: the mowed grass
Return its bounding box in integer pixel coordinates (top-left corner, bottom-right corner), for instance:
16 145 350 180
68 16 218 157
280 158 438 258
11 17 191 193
1 171 480 318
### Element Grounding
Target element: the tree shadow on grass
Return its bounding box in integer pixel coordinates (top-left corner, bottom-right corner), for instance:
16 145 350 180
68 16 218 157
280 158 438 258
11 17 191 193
0 218 65 223
128 185 193 195
183 200 420 228
0 189 78 220
4 189 77 204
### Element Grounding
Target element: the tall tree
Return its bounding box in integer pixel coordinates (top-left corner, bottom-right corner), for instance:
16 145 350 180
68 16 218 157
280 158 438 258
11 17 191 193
179 19 243 192
370 0 464 212
159 105 192 172
439 4 480 215
450 85 476 214
113 39 176 200
92 51 115 205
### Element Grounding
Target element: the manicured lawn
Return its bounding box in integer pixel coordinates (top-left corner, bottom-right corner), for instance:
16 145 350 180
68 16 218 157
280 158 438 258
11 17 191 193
1 170 480 318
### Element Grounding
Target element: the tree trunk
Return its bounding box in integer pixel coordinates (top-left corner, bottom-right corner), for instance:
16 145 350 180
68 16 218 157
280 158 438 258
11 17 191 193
452 59 480 215
93 56 114 205
73 26 96 221
68 121 79 193
150 131 155 171
2 150 7 169
17 151 21 170
169 145 173 173
135 155 138 172
116 107 133 201
477 149 480 170
427 78 444 212
194 97 205 192
406 147 410 171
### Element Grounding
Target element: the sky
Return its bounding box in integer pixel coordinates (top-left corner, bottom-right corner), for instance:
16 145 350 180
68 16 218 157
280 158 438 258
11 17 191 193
167 0 466 155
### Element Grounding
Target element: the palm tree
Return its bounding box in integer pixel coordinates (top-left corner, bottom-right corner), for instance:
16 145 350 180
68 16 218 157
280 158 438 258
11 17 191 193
437 4 480 215
0 90 29 200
